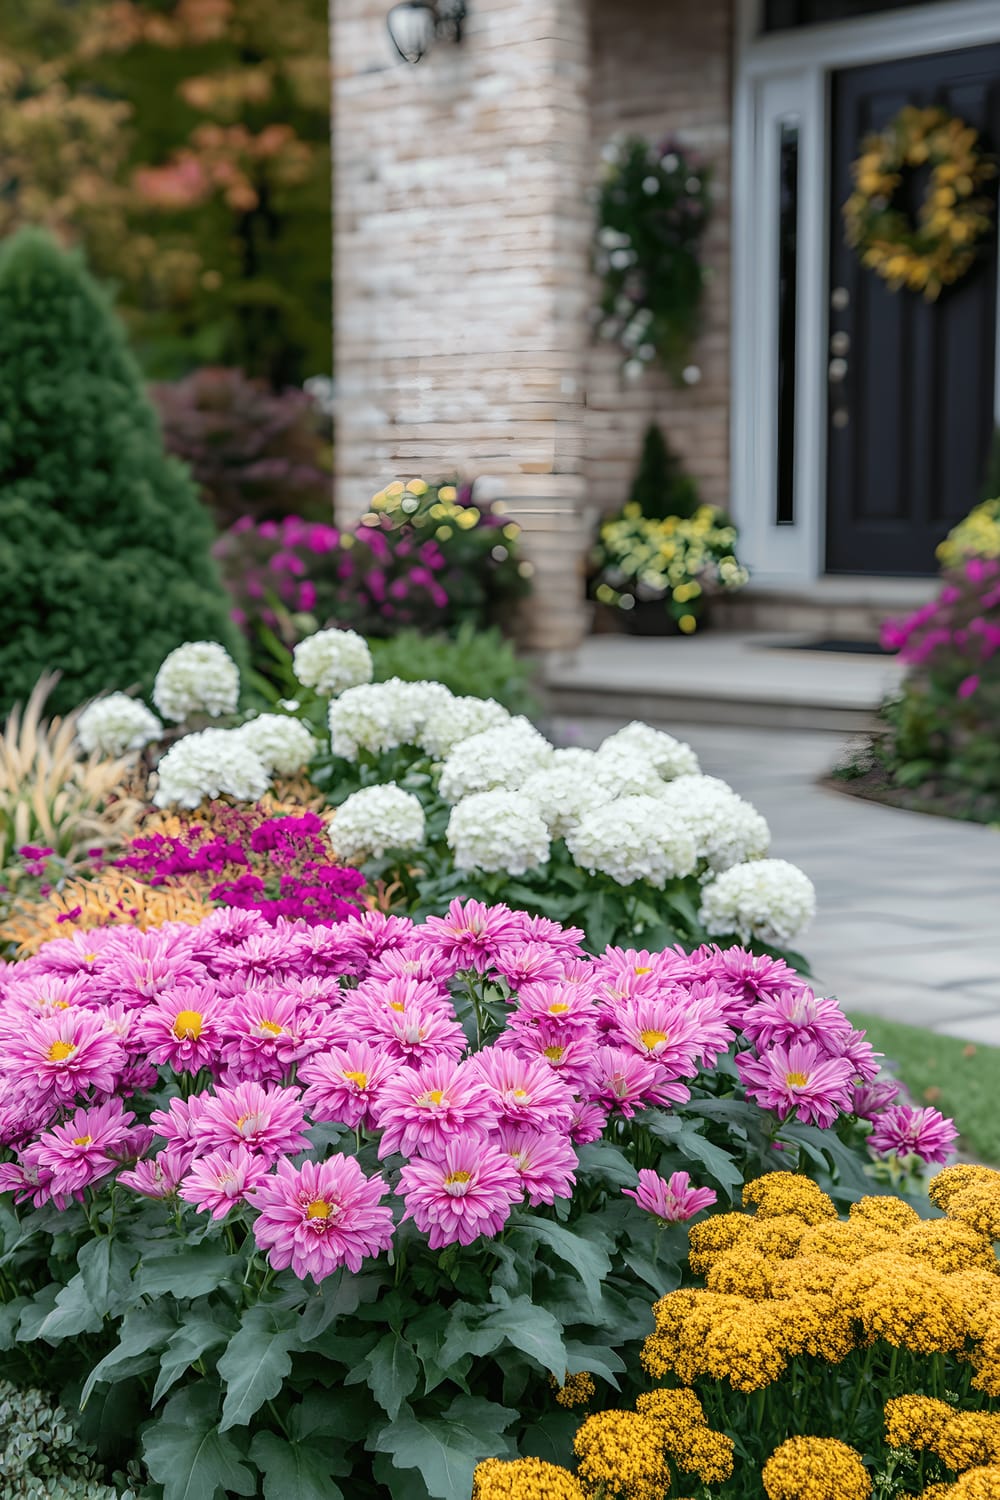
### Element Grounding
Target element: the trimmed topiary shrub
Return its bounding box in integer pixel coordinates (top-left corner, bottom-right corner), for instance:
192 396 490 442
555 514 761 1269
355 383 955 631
0 229 245 717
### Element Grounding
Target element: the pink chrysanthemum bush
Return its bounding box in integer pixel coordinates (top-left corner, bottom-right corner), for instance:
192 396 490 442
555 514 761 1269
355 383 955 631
0 900 952 1499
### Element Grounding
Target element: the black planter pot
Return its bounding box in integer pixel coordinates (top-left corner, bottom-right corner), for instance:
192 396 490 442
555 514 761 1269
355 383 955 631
622 600 709 637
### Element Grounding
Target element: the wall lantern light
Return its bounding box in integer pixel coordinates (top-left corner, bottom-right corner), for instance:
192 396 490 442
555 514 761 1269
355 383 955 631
386 0 467 64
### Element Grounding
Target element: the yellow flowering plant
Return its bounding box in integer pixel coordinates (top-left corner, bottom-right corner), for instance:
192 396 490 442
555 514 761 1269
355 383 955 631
591 505 749 634
478 1166 1000 1499
937 498 1000 570
843 106 995 301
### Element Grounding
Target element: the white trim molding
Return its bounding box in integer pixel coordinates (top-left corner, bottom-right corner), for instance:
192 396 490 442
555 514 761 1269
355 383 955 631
731 0 1000 588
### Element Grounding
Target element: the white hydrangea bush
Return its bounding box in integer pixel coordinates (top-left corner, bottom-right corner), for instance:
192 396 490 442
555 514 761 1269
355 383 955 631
520 758 614 839
597 721 700 780
330 784 426 864
446 790 551 876
153 729 271 810
437 719 553 803
656 774 771 875
328 679 453 760
419 696 511 760
566 796 698 888
76 694 162 758
234 715 317 778
152 642 240 723
699 858 817 947
292 628 373 697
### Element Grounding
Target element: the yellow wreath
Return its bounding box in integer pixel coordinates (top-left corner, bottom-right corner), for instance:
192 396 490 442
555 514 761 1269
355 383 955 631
843 105 996 300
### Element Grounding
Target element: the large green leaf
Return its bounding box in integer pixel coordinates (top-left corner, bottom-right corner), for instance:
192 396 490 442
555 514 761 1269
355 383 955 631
135 1243 241 1301
154 1314 234 1405
372 1396 516 1500
646 1114 744 1197
82 1303 178 1406
509 1218 611 1311
480 1293 568 1379
32 1272 102 1342
142 1385 255 1500
218 1304 301 1431
249 1432 344 1500
79 1235 137 1315
353 1331 420 1421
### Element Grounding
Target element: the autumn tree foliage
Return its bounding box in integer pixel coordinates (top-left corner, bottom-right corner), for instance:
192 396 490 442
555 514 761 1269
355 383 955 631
0 0 332 385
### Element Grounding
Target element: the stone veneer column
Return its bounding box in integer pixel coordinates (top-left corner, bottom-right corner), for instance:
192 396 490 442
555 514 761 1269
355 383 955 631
332 0 593 649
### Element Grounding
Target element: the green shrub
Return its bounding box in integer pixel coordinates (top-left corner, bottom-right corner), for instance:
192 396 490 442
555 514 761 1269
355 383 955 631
627 421 700 521
0 229 245 717
0 1380 115 1498
370 625 539 716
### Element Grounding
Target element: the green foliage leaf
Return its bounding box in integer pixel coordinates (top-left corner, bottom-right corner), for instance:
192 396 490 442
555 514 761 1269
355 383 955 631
218 1304 301 1431
249 1432 345 1500
135 1243 242 1301
354 1331 420 1421
154 1314 235 1405
508 1217 612 1312
372 1396 517 1500
82 1303 178 1406
480 1293 568 1379
142 1384 256 1500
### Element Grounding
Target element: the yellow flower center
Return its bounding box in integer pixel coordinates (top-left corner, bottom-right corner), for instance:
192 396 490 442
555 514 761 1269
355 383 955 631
73 1135 93 1147
343 1070 368 1088
785 1070 809 1088
236 1112 262 1135
47 1040 76 1062
444 1170 472 1185
548 1003 570 1014
634 966 652 975
173 1009 203 1041
389 1002 405 1012
512 1088 529 1100
543 1045 565 1062
83 953 98 964
640 1029 668 1050
306 1199 332 1219
422 1089 446 1106
259 1020 284 1036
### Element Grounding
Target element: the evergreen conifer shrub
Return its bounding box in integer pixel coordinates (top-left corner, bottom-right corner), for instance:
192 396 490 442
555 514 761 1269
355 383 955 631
628 421 700 521
0 229 245 716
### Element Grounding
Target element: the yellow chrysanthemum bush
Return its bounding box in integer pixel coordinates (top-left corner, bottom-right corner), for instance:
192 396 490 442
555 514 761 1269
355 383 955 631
477 1167 1000 1499
591 504 749 634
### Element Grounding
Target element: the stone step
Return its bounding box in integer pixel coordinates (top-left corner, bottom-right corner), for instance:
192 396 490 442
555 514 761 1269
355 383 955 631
540 632 908 733
711 578 936 641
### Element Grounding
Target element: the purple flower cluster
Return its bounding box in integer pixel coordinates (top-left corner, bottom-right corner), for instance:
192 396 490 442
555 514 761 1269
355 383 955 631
0 901 953 1284
882 556 1000 701
116 804 365 925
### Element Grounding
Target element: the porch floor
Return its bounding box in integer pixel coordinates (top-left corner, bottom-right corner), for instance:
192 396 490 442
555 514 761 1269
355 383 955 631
540 631 907 732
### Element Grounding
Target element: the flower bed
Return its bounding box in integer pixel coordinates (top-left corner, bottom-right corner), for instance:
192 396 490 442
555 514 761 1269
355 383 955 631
0 900 950 1498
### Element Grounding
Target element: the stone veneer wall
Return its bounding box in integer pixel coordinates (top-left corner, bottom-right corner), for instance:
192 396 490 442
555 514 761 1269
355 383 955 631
331 0 595 648
586 0 733 516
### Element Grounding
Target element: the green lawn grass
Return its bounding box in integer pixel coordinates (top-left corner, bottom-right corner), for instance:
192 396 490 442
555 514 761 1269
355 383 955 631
849 1012 1000 1166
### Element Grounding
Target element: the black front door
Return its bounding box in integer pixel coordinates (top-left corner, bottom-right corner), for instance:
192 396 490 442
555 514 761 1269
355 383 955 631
826 44 1000 575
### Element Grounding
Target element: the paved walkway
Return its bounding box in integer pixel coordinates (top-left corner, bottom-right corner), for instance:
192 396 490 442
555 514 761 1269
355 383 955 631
553 715 1000 1042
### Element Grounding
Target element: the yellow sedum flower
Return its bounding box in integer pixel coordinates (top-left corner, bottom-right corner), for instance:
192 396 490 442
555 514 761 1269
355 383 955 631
472 1457 585 1500
762 1436 872 1500
573 1410 671 1500
550 1371 596 1409
743 1173 837 1225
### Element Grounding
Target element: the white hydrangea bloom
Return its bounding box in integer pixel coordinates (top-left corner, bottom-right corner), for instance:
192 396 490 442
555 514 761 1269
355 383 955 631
233 715 317 777
330 783 426 864
153 729 270 810
438 719 553 803
419 696 512 760
447 790 551 875
591 746 665 798
656 774 771 874
328 679 453 760
699 858 816 947
520 761 614 839
566 795 697 888
292 628 373 697
153 642 240 723
597 721 700 780
76 694 162 758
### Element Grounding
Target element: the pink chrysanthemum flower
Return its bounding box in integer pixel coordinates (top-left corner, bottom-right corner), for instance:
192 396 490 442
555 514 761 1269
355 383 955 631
511 913 586 957
214 932 299 985
583 1045 691 1117
352 972 450 1011
0 1157 73 1210
299 1041 396 1130
699 946 809 1011
623 1169 717 1224
0 975 90 1037
398 1136 521 1248
737 1040 855 1128
253 1155 394 1281
495 1125 577 1206
867 1104 958 1165
200 1081 309 1162
179 1145 272 1220
832 1027 881 1082
336 986 466 1064
470 1048 576 1133
135 986 232 1074
118 1144 190 1199
345 910 415 963
364 944 456 987
741 988 853 1053
608 996 732 1076
22 927 119 980
29 1099 135 1196
6 1009 123 1106
568 1099 609 1145
850 1077 902 1119
0 1083 54 1149
421 898 523 972
497 1024 597 1091
374 1058 496 1160
489 943 567 991
221 988 328 1084
506 982 600 1034
98 945 206 1008
149 1093 210 1159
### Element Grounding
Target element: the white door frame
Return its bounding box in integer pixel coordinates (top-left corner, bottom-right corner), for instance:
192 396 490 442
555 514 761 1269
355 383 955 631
731 0 1000 588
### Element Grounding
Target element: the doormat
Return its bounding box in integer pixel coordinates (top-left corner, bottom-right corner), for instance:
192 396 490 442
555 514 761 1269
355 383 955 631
770 637 891 656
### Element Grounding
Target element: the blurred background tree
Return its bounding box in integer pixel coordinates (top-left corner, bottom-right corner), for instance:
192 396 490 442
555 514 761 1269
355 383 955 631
0 0 331 386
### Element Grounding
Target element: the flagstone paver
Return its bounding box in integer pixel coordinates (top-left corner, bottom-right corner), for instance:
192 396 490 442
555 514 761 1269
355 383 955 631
552 715 1000 1042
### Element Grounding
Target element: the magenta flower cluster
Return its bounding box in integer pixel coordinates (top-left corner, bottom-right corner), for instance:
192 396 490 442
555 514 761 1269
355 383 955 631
882 555 1000 701
115 804 365 926
0 900 953 1285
